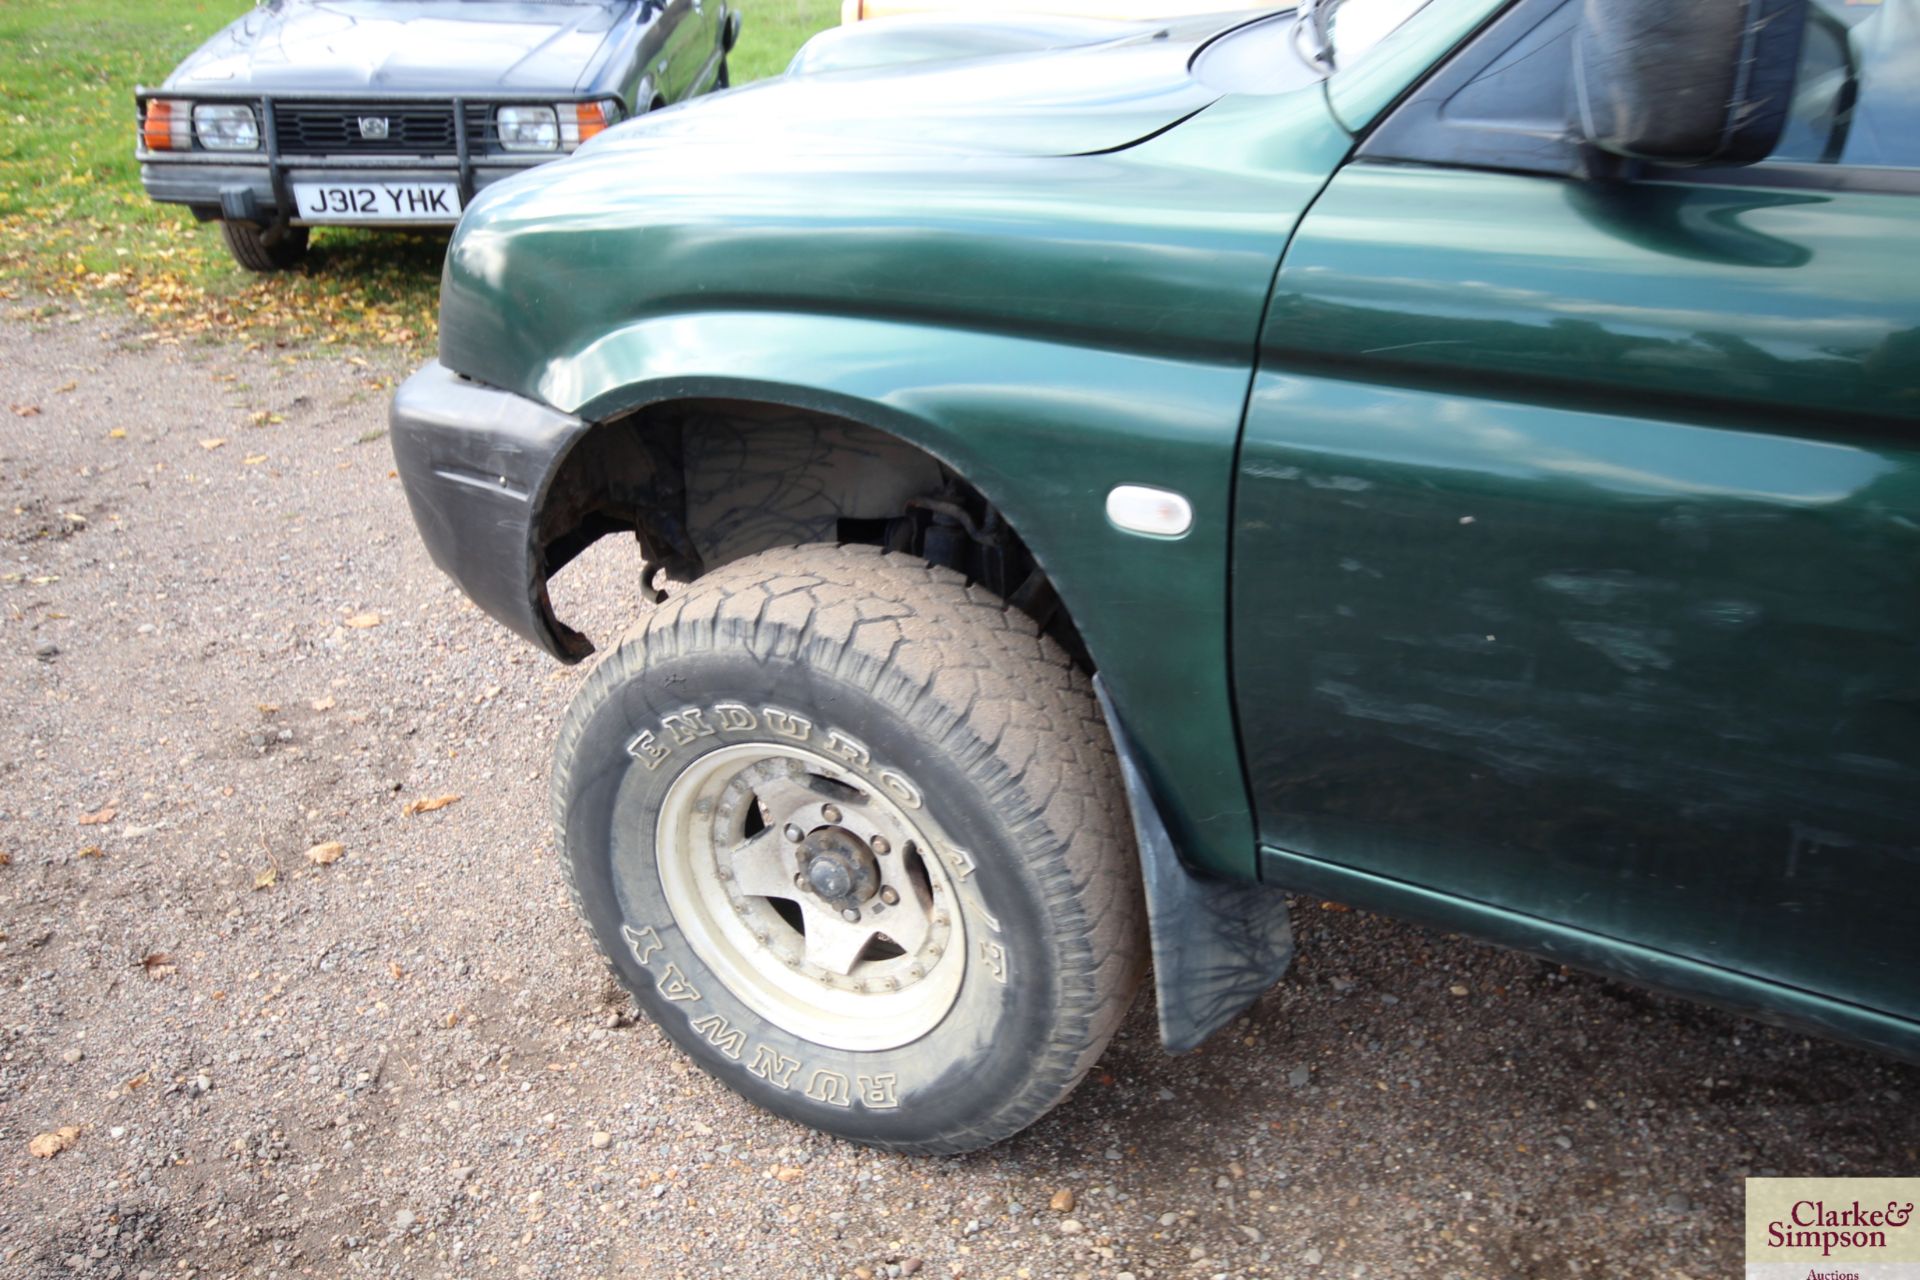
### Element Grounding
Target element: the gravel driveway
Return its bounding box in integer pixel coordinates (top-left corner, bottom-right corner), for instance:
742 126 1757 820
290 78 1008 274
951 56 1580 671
2 309 1915 1280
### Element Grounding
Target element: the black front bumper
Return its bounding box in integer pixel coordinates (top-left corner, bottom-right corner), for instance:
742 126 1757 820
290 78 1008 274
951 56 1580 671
139 156 543 225
134 88 597 225
389 362 594 661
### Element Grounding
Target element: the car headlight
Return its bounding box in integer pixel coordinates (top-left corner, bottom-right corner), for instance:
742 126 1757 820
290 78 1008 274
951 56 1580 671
141 99 195 152
192 103 260 152
496 105 559 152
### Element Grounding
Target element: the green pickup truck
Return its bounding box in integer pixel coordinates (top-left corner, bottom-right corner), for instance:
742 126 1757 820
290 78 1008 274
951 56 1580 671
391 0 1920 1152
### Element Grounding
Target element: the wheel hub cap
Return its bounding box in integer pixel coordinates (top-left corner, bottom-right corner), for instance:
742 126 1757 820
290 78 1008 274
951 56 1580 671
801 827 876 908
651 744 967 1051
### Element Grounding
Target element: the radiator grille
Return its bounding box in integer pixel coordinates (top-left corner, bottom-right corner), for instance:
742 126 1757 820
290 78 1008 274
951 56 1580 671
273 103 459 156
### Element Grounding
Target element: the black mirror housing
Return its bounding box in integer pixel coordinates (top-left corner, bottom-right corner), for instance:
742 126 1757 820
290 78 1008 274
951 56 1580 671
1574 0 1809 167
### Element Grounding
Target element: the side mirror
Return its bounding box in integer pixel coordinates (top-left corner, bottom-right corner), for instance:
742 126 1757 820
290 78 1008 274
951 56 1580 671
1573 0 1809 167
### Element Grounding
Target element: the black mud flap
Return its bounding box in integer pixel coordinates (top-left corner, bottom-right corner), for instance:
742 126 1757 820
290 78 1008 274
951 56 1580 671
1093 677 1294 1053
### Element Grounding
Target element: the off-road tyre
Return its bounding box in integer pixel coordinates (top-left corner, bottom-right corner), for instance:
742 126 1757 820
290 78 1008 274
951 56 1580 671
218 219 309 272
551 543 1147 1153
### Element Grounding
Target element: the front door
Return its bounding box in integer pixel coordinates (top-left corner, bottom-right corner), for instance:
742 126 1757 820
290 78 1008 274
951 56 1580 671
1232 0 1920 1020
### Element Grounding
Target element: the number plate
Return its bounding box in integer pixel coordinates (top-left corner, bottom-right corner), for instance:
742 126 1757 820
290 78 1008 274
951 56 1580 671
289 181 462 224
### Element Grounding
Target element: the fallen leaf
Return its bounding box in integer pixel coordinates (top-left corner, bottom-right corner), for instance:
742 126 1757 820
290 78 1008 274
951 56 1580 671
77 845 103 859
256 702 279 715
305 841 345 865
403 794 460 817
388 961 406 980
345 612 381 629
253 865 277 891
121 1071 149 1093
108 428 127 440
29 1127 80 1159
140 953 177 978
78 806 116 826
55 380 77 394
309 695 336 712
199 437 226 451
242 454 267 466
11 404 42 417
0 851 11 866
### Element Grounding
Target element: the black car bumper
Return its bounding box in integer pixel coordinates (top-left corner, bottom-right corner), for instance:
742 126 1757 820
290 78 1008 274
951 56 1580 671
389 362 594 661
134 88 606 226
139 157 545 226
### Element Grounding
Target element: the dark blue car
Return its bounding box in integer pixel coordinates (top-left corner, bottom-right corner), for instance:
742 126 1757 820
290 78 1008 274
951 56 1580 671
135 0 739 270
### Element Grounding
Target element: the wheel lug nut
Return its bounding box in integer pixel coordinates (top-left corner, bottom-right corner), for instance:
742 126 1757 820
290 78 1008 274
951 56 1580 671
870 835 890 855
841 907 860 923
821 804 842 824
879 886 899 906
784 824 804 843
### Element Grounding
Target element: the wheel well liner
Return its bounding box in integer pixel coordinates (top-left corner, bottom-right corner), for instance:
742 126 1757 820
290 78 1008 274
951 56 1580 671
536 397 1078 658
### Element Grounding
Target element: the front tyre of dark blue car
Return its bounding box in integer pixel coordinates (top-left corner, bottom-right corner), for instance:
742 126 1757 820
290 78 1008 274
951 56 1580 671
219 219 309 273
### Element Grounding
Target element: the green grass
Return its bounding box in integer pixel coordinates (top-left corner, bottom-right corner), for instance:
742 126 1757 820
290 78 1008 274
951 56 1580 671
730 0 842 81
0 0 838 348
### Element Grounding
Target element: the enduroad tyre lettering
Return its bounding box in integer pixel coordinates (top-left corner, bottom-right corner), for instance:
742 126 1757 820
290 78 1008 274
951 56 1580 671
627 703 930 816
662 708 716 745
979 938 1009 984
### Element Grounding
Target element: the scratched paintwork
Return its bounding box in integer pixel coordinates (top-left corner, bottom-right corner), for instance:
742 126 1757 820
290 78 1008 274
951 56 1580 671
1237 162 1920 1023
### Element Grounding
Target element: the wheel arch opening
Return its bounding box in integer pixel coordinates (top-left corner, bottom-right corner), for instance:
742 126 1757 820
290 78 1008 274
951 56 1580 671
535 397 1090 667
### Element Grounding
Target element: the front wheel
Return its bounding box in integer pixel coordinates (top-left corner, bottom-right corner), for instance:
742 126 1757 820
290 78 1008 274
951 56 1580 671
218 219 309 272
551 544 1146 1153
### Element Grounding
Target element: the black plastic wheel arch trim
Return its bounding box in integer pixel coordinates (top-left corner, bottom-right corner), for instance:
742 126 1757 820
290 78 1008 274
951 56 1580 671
388 362 594 662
